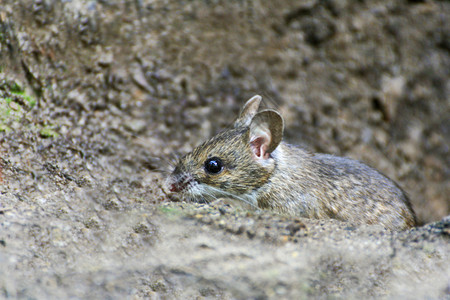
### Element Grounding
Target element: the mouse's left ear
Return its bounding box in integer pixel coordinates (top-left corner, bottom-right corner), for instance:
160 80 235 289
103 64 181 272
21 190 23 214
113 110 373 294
234 95 262 128
248 110 284 160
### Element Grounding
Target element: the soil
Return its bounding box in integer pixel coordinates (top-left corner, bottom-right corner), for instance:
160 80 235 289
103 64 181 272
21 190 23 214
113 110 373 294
0 0 449 299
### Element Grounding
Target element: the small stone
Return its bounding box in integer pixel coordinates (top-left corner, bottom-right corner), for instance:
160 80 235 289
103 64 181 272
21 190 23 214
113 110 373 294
97 51 114 67
124 119 147 133
8 101 20 111
246 229 256 239
103 197 121 210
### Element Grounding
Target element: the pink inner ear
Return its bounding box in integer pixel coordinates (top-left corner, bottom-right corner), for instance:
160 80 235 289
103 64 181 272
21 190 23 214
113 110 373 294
250 137 270 159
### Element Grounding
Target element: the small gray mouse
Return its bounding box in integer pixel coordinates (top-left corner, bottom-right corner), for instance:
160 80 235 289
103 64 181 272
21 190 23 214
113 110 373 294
168 95 416 230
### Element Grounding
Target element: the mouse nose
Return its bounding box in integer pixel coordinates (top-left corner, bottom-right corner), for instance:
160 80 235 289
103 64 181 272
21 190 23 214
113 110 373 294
169 175 192 193
170 183 180 192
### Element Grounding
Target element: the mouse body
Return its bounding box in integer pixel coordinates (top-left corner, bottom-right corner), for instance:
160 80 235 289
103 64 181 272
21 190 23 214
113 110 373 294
169 95 416 230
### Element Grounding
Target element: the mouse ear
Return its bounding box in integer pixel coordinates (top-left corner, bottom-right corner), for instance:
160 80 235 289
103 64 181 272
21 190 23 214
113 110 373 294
234 95 262 128
249 109 284 160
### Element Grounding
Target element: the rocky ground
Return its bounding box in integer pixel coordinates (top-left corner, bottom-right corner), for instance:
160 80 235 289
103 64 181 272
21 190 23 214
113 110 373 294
0 0 449 299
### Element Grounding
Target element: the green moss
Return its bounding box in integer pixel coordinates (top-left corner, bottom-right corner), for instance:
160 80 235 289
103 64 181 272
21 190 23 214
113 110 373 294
10 81 23 94
23 93 36 108
6 81 36 108
1 81 57 137
1 97 20 122
10 90 36 108
40 126 59 138
1 98 13 120
158 205 182 217
0 123 11 132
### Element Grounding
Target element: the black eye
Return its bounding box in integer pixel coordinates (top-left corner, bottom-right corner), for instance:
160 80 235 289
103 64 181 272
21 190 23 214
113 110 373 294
204 157 223 174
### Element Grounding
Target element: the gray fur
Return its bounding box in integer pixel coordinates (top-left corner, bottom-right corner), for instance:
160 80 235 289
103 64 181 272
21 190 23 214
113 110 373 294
169 95 416 230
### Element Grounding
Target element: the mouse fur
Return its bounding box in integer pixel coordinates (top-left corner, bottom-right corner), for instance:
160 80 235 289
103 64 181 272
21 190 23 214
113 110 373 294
168 95 416 230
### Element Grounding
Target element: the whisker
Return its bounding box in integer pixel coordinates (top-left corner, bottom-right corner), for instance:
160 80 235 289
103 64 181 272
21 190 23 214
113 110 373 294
260 91 281 111
169 152 180 164
142 155 178 173
150 168 170 174
166 157 178 169
202 185 261 211
167 171 262 212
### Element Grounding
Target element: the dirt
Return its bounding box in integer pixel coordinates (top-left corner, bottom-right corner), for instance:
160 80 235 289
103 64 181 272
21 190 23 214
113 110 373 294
0 0 449 299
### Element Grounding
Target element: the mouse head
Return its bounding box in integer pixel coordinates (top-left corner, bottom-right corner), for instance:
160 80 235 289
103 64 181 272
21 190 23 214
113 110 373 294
169 95 284 203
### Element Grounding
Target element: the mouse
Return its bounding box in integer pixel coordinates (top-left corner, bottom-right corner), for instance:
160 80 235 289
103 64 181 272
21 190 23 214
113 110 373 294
168 95 416 230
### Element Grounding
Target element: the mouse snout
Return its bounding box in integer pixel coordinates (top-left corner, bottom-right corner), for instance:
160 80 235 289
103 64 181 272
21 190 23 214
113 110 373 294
169 182 181 192
169 174 193 193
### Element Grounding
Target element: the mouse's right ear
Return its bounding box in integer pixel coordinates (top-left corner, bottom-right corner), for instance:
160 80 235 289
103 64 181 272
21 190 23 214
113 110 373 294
248 110 284 161
234 95 262 128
